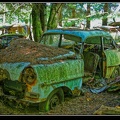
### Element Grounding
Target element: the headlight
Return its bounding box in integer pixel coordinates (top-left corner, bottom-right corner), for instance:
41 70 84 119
21 67 37 85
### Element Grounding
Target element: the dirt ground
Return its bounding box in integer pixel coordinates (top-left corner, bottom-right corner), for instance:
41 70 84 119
0 87 119 115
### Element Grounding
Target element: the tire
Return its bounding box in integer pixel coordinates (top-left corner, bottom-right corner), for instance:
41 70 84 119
39 88 64 112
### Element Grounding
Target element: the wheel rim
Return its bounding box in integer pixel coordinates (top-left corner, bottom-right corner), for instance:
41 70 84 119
49 95 60 109
39 88 64 112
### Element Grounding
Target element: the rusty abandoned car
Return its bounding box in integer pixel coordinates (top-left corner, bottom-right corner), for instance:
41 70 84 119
40 28 120 92
0 33 26 49
0 38 84 112
0 28 120 112
0 24 28 49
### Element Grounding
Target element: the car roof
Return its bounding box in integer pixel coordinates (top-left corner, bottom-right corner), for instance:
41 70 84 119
0 33 25 38
43 28 112 42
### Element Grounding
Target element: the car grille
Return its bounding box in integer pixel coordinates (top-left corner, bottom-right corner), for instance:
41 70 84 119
3 79 26 99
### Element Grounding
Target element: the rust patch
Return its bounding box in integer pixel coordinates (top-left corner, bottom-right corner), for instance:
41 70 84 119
25 80 37 92
20 67 37 92
72 87 81 97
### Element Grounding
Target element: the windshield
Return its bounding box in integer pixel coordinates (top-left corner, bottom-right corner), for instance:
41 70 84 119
40 33 81 47
40 34 60 47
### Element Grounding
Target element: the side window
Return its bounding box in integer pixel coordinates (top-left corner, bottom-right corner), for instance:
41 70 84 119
60 34 80 47
103 37 111 44
61 36 76 47
103 37 116 49
86 36 101 44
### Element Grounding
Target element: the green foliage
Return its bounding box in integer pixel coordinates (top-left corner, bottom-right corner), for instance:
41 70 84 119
63 20 79 27
62 3 86 20
90 3 104 12
0 3 120 25
32 3 42 42
0 3 32 24
0 3 120 40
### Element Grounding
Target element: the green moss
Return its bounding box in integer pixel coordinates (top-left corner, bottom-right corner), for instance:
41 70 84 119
33 59 84 84
104 50 120 66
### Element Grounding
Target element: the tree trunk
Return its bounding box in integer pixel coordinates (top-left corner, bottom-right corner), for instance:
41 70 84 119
58 4 63 27
71 8 76 27
29 12 33 40
102 3 108 25
47 3 63 30
86 3 90 29
40 3 47 33
32 3 43 42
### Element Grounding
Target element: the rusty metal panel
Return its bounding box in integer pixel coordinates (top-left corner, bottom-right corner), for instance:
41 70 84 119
104 50 120 67
104 66 115 78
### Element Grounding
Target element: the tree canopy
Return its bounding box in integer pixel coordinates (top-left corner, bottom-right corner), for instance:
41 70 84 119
0 3 120 41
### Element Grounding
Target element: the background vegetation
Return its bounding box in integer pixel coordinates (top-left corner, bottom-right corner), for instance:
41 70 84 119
0 2 120 41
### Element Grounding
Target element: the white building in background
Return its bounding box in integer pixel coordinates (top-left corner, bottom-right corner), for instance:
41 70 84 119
91 3 120 29
90 17 120 29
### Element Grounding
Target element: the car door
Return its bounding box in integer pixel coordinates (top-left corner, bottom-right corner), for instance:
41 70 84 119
102 36 120 78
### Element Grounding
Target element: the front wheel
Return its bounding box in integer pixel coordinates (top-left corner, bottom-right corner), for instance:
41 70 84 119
49 94 60 109
39 88 64 112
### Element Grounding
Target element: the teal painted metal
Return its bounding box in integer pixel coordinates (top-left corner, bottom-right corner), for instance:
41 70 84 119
44 29 112 42
0 62 30 80
29 59 84 101
0 57 84 103
37 51 75 61
36 77 83 102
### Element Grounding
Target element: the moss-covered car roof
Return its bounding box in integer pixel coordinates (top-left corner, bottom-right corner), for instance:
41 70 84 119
43 28 113 42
